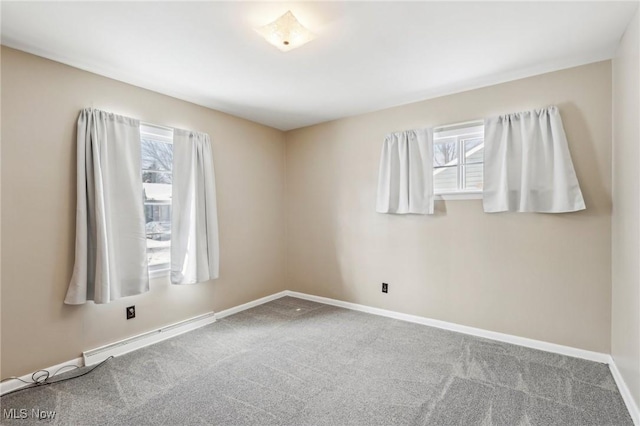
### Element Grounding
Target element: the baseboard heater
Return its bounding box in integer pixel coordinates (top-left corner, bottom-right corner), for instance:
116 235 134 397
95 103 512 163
82 311 216 366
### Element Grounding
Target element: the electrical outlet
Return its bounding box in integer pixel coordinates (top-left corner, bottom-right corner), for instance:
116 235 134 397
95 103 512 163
382 283 388 293
126 306 136 320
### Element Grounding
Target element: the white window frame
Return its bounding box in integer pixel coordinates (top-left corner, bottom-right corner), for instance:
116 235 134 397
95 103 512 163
433 122 484 201
140 123 174 278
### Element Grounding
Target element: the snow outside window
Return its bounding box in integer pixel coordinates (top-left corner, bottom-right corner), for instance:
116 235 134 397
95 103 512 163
433 124 484 196
141 124 174 275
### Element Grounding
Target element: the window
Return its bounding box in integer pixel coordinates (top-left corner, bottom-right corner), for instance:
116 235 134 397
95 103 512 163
140 124 174 274
433 123 484 197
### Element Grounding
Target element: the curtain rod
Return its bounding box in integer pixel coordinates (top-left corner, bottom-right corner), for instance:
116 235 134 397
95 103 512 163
433 119 483 132
140 121 174 132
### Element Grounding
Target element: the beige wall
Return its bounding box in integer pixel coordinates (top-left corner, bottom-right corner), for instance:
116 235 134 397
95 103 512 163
286 61 612 353
0 46 619 379
0 47 287 378
612 6 640 411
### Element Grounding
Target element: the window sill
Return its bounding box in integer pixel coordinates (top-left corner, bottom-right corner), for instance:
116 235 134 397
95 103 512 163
434 191 483 201
149 268 170 279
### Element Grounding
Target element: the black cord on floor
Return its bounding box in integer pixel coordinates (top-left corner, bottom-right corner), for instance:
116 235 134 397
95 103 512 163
0 356 114 398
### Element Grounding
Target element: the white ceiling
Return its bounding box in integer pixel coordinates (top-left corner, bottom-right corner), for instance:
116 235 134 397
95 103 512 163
2 1 638 131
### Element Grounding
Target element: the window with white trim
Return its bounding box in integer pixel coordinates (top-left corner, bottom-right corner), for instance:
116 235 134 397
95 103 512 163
140 124 174 274
433 124 484 195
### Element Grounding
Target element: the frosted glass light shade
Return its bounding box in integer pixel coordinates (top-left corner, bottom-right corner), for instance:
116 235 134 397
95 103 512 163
255 11 315 52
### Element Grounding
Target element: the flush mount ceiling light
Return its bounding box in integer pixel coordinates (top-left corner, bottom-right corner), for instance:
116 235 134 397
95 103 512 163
255 10 315 52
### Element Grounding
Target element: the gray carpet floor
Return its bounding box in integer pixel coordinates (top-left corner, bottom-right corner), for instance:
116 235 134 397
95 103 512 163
0 296 634 425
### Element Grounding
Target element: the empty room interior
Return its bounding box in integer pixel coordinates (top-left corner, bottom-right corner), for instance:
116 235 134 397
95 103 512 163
1 1 640 425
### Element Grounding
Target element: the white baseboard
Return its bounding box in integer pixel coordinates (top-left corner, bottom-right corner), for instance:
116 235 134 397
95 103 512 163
610 357 640 425
285 290 611 364
82 311 217 366
0 292 287 397
82 292 291 367
1 310 217 396
0 289 623 405
216 291 289 319
1 357 84 396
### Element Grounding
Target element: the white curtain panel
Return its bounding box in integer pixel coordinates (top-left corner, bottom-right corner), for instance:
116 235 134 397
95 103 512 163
171 129 220 285
376 129 434 214
483 106 585 213
65 109 149 304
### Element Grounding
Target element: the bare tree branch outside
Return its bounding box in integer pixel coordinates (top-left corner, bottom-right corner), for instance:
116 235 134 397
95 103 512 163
434 141 458 167
142 138 173 184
